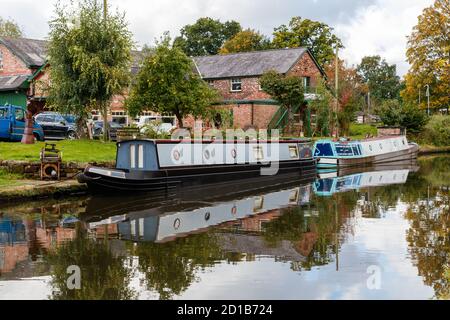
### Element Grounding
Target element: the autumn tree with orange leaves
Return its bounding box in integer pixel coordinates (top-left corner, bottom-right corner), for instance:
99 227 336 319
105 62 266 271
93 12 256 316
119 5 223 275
402 0 450 113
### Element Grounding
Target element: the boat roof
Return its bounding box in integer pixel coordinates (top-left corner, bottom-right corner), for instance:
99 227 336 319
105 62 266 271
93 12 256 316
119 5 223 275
117 138 312 145
315 135 405 144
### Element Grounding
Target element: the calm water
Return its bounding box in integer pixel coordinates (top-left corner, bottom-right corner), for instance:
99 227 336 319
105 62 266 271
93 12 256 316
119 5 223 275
0 156 448 300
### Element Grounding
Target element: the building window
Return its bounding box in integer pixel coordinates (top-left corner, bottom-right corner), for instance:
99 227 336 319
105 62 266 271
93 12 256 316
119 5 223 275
303 77 311 91
230 78 242 92
0 50 3 70
206 80 214 87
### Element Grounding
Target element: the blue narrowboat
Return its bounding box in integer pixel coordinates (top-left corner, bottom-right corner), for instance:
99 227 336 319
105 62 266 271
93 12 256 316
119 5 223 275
77 139 316 193
313 135 418 169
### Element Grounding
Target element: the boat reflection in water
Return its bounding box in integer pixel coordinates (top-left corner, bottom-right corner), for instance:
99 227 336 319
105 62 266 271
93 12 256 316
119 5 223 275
84 180 313 244
314 163 419 197
82 163 419 244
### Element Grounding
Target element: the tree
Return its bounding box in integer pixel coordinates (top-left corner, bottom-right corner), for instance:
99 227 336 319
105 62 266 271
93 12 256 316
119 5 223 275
126 36 219 127
47 0 133 140
308 80 333 136
260 70 305 135
357 55 402 104
173 17 241 56
0 17 23 37
272 17 343 66
378 99 428 134
325 59 366 135
402 0 450 112
219 29 271 54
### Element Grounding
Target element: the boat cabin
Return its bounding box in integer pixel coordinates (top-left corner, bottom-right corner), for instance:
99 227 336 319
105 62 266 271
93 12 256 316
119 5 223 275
116 139 314 171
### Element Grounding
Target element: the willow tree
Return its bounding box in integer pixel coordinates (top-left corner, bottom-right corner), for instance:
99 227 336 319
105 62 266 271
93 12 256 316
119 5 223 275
47 0 133 140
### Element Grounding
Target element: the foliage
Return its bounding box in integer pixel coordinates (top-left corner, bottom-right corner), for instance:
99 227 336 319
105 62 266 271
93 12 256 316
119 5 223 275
219 29 271 54
325 60 366 135
47 230 136 300
260 70 305 134
173 17 241 56
0 140 116 162
132 232 223 299
402 0 450 111
0 17 23 37
272 16 343 66
0 168 23 187
140 121 172 139
357 55 402 104
47 0 133 140
348 123 378 138
418 115 450 146
126 36 219 127
378 99 429 134
308 80 332 136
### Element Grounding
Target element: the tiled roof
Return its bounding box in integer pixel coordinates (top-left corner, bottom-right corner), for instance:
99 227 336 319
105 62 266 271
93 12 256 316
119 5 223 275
0 37 47 67
0 37 145 71
0 74 29 91
192 47 309 79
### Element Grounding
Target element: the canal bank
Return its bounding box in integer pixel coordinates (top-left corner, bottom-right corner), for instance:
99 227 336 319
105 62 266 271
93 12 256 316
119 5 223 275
0 146 448 203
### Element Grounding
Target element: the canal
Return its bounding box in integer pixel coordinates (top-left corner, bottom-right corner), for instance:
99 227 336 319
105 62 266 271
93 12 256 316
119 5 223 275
0 156 448 300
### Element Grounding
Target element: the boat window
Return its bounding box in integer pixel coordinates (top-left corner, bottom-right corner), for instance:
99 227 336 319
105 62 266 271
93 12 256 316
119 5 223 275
379 143 383 150
253 146 264 161
289 146 298 158
336 144 353 156
352 145 359 155
314 143 334 157
130 145 136 169
369 145 373 152
254 196 264 212
138 144 144 169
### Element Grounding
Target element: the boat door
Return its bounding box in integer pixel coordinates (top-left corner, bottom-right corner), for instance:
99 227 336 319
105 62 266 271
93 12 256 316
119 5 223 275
0 106 11 139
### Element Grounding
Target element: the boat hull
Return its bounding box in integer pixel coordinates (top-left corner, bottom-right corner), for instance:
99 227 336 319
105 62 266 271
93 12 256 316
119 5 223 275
316 143 419 169
77 158 317 194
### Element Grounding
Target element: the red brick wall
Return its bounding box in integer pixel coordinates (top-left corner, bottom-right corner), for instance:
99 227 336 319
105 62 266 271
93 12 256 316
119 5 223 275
205 51 323 129
0 44 31 76
287 52 322 87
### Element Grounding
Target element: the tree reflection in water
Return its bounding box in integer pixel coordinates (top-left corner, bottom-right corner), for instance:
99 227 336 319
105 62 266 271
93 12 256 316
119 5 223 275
46 227 136 300
12 156 449 300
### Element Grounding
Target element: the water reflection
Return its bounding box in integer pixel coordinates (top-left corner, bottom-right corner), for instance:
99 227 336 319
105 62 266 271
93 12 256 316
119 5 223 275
0 156 449 300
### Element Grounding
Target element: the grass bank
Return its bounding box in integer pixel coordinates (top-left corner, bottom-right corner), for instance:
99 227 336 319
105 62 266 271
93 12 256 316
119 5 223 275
0 168 23 187
0 139 116 163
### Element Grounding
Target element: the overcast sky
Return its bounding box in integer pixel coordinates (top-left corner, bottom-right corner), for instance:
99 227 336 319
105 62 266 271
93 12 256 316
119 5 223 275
1 0 433 76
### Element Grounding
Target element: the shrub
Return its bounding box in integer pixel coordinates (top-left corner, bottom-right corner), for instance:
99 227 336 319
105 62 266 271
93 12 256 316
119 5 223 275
349 123 377 137
379 99 428 134
419 115 450 146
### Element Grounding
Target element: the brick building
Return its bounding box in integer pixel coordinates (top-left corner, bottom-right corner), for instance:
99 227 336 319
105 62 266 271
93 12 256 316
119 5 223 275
1 37 325 130
0 37 142 124
192 47 325 130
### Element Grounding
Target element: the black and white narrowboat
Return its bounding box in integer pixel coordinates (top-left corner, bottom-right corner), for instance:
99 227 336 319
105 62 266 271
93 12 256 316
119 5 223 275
313 135 419 169
77 139 316 193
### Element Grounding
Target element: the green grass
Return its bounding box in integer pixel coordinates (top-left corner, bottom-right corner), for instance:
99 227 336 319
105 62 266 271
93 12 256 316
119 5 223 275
0 168 23 187
0 139 116 163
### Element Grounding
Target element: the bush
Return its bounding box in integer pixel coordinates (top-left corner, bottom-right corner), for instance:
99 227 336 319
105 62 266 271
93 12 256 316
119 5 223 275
419 115 450 146
379 99 428 134
349 123 377 137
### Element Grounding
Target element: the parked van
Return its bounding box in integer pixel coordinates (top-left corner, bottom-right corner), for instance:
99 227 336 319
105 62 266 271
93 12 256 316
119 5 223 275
0 104 44 141
136 115 177 134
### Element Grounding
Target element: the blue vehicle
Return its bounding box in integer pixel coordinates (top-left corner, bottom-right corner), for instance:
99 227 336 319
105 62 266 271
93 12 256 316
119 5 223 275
0 104 44 141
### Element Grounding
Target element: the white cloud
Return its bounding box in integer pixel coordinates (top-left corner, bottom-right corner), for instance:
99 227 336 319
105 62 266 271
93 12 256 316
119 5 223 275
0 0 433 76
335 0 433 76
